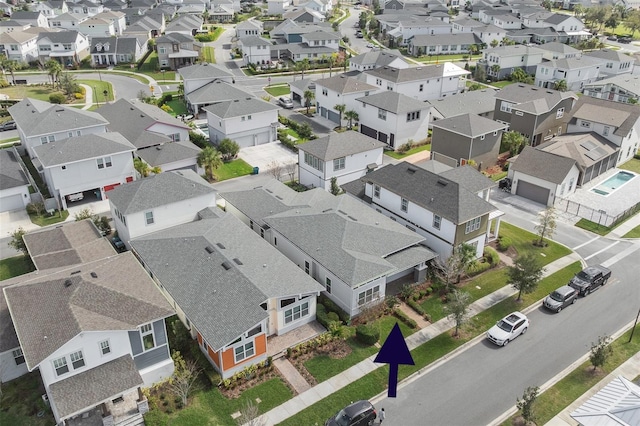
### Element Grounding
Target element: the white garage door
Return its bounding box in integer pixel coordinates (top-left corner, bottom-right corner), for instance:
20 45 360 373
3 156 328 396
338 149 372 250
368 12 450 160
0 194 25 212
516 180 550 206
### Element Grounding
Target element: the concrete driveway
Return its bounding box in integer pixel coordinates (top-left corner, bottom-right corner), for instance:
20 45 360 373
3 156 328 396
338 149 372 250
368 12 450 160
238 142 298 177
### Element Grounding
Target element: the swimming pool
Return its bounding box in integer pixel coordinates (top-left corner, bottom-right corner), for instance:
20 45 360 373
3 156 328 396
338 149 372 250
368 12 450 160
591 171 636 196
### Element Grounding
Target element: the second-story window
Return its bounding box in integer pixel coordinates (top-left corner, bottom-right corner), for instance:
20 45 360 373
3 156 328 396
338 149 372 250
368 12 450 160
333 157 345 171
433 214 441 230
97 156 112 169
145 211 154 225
401 198 408 212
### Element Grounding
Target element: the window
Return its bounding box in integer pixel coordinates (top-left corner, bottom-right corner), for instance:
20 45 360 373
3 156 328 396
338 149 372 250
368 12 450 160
378 109 386 120
284 301 309 324
12 348 25 365
556 107 564 119
70 351 85 369
99 340 111 355
373 184 380 198
304 261 310 274
603 126 610 136
247 324 262 337
401 198 408 212
40 135 55 144
63 43 72 51
406 111 420 122
358 285 380 306
325 277 332 293
53 357 69 376
419 84 424 92
433 214 441 230
170 133 180 142
234 342 255 362
465 217 481 234
580 120 591 128
97 156 112 169
333 157 345 171
140 323 156 351
500 101 512 113
158 46 166 54
145 211 154 225
304 152 323 171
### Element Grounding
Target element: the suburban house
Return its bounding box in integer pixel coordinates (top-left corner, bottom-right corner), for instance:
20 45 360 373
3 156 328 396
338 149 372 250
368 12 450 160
431 113 508 169
0 30 39 62
178 62 235 95
10 11 49 28
355 91 431 150
582 74 640 104
136 140 202 175
77 16 118 39
48 12 87 30
93 10 127 35
236 19 263 38
124 14 165 39
0 21 33 34
362 62 470 102
583 49 634 79
108 169 217 246
184 80 254 118
564 96 640 167
32 0 69 18
297 131 385 190
219 179 437 318
37 30 90 66
480 44 545 81
348 49 410 72
1 219 175 425
268 0 290 15
282 7 325 23
90 36 146 66
9 98 109 159
492 83 577 147
237 35 272 66
69 1 104 17
534 56 602 91
156 32 199 70
407 33 482 57
203 96 280 147
0 149 30 213
164 13 202 35
341 161 501 261
536 41 582 61
426 88 498 123
571 376 640 425
314 74 380 125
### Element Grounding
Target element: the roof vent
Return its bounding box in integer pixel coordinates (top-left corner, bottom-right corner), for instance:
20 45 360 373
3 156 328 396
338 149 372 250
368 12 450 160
222 261 232 270
90 272 98 278
322 208 332 213
275 195 283 200
437 179 448 186
156 146 162 150
216 242 225 249
55 108 64 112
265 188 273 193
233 258 243 265
64 279 73 287
70 270 81 275
407 165 417 173
205 245 215 253
338 209 347 215
347 215 358 221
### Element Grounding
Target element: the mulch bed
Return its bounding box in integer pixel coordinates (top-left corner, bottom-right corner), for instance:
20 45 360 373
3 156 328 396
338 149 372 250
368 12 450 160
218 366 295 399
287 339 353 388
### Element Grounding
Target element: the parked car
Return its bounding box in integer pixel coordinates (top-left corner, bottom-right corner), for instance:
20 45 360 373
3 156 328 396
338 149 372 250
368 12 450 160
498 177 512 192
569 265 611 296
326 400 377 426
278 96 294 109
486 311 529 346
606 35 618 41
544 285 578 313
111 236 126 252
366 43 374 48
0 121 16 131
618 37 632 43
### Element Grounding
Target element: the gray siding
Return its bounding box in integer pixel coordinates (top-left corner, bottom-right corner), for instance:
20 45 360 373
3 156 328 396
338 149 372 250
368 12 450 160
129 330 143 356
133 345 171 371
431 129 471 164
153 320 167 346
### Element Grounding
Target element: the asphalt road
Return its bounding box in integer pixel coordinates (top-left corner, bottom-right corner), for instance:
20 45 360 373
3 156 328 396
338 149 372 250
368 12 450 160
375 204 640 425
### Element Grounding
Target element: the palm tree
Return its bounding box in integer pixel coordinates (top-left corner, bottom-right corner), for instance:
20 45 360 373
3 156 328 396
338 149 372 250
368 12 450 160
328 53 337 77
334 104 346 129
303 89 315 115
197 146 222 182
554 79 567 92
134 157 162 177
296 58 310 79
490 64 501 79
1 58 22 85
45 59 62 88
345 110 359 129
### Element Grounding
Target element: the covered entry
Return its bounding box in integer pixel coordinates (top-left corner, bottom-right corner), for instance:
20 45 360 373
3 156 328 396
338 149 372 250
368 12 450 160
515 180 550 206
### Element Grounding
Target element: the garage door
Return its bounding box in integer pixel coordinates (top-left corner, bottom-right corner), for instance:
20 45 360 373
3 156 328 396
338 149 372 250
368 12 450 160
361 125 377 140
0 194 24 212
327 110 340 124
516 180 550 205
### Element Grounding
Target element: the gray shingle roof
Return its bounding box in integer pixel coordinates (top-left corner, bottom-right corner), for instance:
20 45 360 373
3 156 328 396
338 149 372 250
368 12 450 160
177 62 233 80
509 145 577 184
315 74 378 94
359 162 497 224
542 55 603 70
495 83 577 114
0 149 28 191
583 74 640 96
365 62 468 83
9 98 109 138
349 49 408 68
91 36 140 54
410 32 481 47
237 35 271 47
297 131 385 160
567 96 640 138
426 88 498 119
3 252 173 369
185 80 254 104
49 355 143 420
136 141 201 167
202 97 279 118
584 48 633 63
0 279 20 353
302 30 341 41
482 44 545 57
37 30 82 44
108 169 215 215
439 165 496 194
33 132 135 167
355 91 429 114
131 211 323 350
156 32 194 44
431 112 507 137
537 132 618 170
537 41 580 55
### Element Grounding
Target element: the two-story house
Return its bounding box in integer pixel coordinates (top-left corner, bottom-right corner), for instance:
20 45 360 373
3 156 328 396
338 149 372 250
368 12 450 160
37 30 90 66
49 12 87 30
237 35 272 66
156 32 199 69
348 49 410 72
431 113 508 169
584 49 634 79
493 83 577 146
164 13 202 36
355 91 431 150
90 36 146 66
178 62 235 95
534 56 602 92
583 74 640 104
0 21 32 34
426 88 499 123
268 0 290 15
69 0 104 17
314 74 380 125
10 11 49 28
282 7 325 23
78 16 117 39
94 10 127 35
536 41 582 61
297 131 385 190
33 0 69 19
0 149 30 213
342 162 502 260
236 19 263 38
220 179 437 318
407 33 482 57
0 30 39 62
480 44 545 80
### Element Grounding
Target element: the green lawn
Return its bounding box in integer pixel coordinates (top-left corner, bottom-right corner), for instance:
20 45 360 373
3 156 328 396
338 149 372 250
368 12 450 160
201 46 215 64
385 143 431 159
0 372 53 426
622 225 640 238
264 84 290 97
304 338 379 383
619 156 640 173
29 210 69 226
575 218 611 236
499 222 571 266
165 99 188 116
138 52 177 81
0 84 64 101
489 80 515 88
490 171 508 181
413 54 481 63
75 79 114 103
0 256 35 281
213 158 254 181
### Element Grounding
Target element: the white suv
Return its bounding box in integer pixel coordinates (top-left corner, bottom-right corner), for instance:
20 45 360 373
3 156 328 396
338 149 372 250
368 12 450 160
486 311 529 347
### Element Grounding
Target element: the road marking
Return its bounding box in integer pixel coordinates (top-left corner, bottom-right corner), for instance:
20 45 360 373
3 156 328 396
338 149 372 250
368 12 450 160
584 240 620 261
572 235 600 250
601 243 640 268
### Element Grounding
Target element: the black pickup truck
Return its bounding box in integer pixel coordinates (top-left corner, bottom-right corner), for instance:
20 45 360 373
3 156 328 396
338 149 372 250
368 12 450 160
569 265 612 296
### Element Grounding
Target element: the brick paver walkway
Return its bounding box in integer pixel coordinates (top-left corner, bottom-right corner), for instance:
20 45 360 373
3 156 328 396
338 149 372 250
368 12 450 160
273 358 311 394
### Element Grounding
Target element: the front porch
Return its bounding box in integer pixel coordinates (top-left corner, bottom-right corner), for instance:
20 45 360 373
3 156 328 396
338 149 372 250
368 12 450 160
64 388 148 426
266 321 326 359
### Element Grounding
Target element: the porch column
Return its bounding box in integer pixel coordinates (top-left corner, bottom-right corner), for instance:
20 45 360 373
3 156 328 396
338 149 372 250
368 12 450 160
492 216 501 241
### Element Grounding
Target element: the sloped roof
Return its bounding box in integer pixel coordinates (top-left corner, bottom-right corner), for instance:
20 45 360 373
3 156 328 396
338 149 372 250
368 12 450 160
495 83 577 114
237 35 272 47
542 55 603 70
537 132 618 170
202 97 279 118
584 74 640 96
426 88 498 118
432 112 507 137
365 62 469 83
585 48 633 63
439 165 496 194
178 62 233 80
410 32 481 47
185 80 254 104
0 149 28 191
349 49 409 68
315 74 378 94
297 131 385 160
37 30 82 43
568 96 640 138
33 132 135 167
355 91 429 114
537 41 581 55
509 145 577 184
136 141 201 167
571 375 640 426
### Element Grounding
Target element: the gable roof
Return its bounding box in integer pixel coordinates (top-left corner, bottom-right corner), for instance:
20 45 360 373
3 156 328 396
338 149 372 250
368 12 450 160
33 132 135 167
584 74 640 96
365 62 469 83
185 80 254 104
510 145 577 184
178 62 233 80
0 149 28 191
537 41 580 55
584 48 633 63
3 251 172 370
91 36 141 54
355 91 428 114
315 74 378 94
349 49 409 68
542 55 603 70
567 96 640 137
495 83 577 114
571 375 640 426
432 112 507 137
37 30 83 44
237 35 272 47
439 165 496 194
482 44 544 57
297 131 385 160
410 33 481 47
136 141 201 167
202 97 279 118
156 32 194 44
426 88 498 118
537 132 619 170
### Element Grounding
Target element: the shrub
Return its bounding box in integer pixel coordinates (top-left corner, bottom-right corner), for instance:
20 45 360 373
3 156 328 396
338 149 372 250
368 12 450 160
407 299 426 316
400 283 416 301
425 287 433 296
74 92 84 100
466 260 491 276
498 236 512 252
385 295 399 309
49 92 66 104
319 294 350 323
484 246 500 266
315 303 330 328
189 131 209 149
355 324 380 345
327 311 339 323
393 308 417 329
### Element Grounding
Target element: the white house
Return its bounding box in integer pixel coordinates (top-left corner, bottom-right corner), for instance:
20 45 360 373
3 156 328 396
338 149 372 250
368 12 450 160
355 91 431 150
203 97 280 147
32 0 69 19
49 12 86 30
571 376 640 425
10 11 49 28
0 30 39 62
297 131 385 190
348 49 410 72
480 44 545 80
314 74 381 125
236 19 263 38
268 0 290 15
472 24 507 47
94 10 127 35
78 17 117 38
177 62 235 96
534 56 602 92
584 49 634 79
69 1 104 17
37 30 90 66
237 35 272 66
536 41 582 61
0 149 30 213
583 74 640 104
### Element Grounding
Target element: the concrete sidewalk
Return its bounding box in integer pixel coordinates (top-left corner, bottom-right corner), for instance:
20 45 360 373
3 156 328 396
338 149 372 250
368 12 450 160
254 252 584 425
607 212 640 239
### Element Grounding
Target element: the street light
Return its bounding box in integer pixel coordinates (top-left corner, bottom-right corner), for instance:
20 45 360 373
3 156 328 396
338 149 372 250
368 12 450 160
94 86 99 107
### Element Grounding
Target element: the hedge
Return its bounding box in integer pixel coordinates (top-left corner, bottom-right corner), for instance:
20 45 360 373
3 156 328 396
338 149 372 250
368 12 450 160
355 324 380 346
466 260 492 277
319 294 350 323
406 299 426 317
315 303 330 329
393 308 417 329
485 246 500 266
498 236 512 252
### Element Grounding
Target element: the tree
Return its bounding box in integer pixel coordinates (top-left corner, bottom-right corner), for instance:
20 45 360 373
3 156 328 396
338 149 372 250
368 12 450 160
473 65 487 83
510 67 533 84
554 79 567 92
344 110 359 129
296 58 310 79
334 104 346 129
133 157 161 177
297 122 313 139
45 59 62 88
166 351 201 407
436 243 476 294
58 72 79 98
573 4 584 19
236 399 266 426
328 52 337 77
218 138 240 161
330 176 341 195
303 89 315 115
490 39 499 48
443 290 472 337
626 9 640 37
534 207 557 246
542 0 552 10
74 207 94 221
197 146 222 181
516 386 539 425
502 130 526 156
266 160 282 180
93 215 111 235
0 58 23 85
490 64 501 79
507 253 545 301
605 14 619 31
284 161 296 182
202 9 210 23
590 335 613 371
8 227 27 256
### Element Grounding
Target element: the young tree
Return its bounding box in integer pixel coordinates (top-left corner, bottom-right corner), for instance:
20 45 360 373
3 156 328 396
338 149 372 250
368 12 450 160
490 64 501 79
218 138 240 161
344 110 359 129
58 72 79 98
330 176 341 195
303 89 315 115
490 39 499 48
197 146 222 182
508 253 545 301
166 351 201 407
534 207 557 246
443 289 472 337
8 227 28 256
45 59 63 88
74 207 94 221
502 131 527 156
267 160 282 180
296 58 310 79
236 399 266 426
554 79 568 92
297 122 313 139
0 58 23 85
334 104 346 129
516 386 539 425
436 243 476 294
93 215 111 235
284 161 297 182
510 67 533 84
589 335 613 371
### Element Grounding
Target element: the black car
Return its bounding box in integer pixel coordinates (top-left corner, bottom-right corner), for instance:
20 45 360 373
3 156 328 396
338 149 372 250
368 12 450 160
111 236 126 252
0 121 16 131
618 37 632 44
498 177 512 192
326 400 377 426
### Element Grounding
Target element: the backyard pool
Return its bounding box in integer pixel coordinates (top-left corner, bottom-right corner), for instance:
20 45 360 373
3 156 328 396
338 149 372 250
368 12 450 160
591 171 636 196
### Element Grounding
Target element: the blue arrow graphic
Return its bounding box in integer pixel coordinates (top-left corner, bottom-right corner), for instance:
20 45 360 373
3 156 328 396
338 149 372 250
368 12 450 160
374 322 415 398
